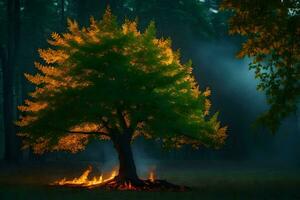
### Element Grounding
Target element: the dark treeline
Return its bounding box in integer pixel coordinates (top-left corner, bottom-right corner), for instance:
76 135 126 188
0 0 298 164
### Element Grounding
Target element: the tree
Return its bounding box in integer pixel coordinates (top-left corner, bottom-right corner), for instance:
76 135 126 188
2 0 21 161
60 0 65 30
220 0 300 132
17 8 227 184
126 0 215 39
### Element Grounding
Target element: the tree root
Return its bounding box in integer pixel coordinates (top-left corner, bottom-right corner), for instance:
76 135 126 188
99 178 189 191
56 177 189 191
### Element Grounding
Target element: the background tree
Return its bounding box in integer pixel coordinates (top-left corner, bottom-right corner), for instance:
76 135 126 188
1 0 21 161
17 9 227 183
220 0 300 132
120 0 216 41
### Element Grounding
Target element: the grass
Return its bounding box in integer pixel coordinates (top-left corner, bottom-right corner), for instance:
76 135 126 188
0 161 300 200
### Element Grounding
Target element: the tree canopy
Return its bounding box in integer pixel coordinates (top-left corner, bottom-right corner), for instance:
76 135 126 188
17 8 227 154
221 0 300 132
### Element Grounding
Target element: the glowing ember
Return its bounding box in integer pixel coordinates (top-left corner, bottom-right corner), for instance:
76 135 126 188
53 166 117 187
118 182 136 190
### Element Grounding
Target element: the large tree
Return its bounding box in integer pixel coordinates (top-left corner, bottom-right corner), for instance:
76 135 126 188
221 0 300 132
17 9 227 184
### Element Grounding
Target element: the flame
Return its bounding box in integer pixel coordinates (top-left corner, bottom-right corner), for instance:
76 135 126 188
119 181 136 190
54 166 117 187
53 166 158 190
148 170 156 182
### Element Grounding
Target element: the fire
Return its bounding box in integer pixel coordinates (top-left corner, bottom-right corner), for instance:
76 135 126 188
148 170 156 182
118 181 136 190
52 166 158 190
53 166 117 187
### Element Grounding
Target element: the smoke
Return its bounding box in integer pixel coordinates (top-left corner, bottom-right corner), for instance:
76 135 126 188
188 39 300 166
132 139 160 179
191 40 266 112
86 139 159 178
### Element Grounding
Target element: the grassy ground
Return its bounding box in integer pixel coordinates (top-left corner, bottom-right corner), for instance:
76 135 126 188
0 161 300 200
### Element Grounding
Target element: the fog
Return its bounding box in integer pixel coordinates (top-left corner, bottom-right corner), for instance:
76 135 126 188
191 39 299 164
35 38 300 172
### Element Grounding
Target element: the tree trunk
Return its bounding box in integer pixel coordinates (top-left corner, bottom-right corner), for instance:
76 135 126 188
3 0 21 162
76 0 87 25
112 134 140 183
60 0 65 31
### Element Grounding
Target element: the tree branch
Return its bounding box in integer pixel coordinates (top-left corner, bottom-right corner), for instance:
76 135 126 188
65 130 110 137
46 126 111 137
180 133 201 142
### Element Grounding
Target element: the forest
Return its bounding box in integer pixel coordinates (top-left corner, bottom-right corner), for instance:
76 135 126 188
0 0 299 199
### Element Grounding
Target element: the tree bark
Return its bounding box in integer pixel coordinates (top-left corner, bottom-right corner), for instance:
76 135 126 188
112 133 140 184
3 0 21 162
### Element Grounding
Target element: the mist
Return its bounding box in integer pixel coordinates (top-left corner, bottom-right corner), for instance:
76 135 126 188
36 38 300 172
193 39 299 163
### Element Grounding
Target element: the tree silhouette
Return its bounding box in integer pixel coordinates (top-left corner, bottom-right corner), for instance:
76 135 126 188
17 8 227 184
